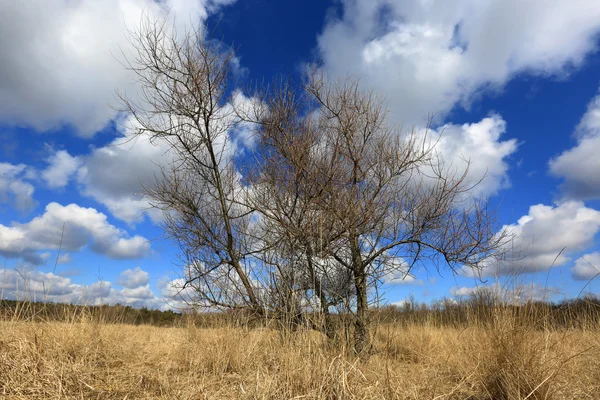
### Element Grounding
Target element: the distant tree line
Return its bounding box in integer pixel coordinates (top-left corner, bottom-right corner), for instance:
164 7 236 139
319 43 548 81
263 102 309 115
378 292 600 330
3 293 600 331
0 299 182 326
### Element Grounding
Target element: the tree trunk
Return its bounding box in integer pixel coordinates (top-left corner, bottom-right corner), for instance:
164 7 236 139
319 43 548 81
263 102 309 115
311 288 335 341
353 267 369 356
351 237 370 357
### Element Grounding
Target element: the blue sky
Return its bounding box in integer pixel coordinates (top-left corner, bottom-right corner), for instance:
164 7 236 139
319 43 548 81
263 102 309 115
2 0 600 309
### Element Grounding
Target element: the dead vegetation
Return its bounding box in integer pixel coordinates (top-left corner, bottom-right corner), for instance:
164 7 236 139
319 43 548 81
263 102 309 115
1 301 599 399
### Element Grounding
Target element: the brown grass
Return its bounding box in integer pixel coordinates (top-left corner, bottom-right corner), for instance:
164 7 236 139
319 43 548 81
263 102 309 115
1 308 599 399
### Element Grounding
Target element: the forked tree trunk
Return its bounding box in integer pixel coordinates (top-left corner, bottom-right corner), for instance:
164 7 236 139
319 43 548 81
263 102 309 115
305 245 336 340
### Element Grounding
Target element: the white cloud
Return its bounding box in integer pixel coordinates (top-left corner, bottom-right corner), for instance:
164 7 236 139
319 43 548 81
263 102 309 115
42 150 81 189
318 0 600 128
390 299 410 308
451 282 556 302
117 266 149 288
0 0 236 136
550 91 600 200
0 162 36 212
384 272 418 285
57 253 73 264
424 115 518 198
572 252 600 281
0 269 76 301
467 201 600 277
451 285 483 298
156 277 199 310
120 284 155 300
77 92 260 224
0 202 150 264
159 277 196 301
380 257 419 285
75 118 170 223
84 281 112 299
0 267 169 309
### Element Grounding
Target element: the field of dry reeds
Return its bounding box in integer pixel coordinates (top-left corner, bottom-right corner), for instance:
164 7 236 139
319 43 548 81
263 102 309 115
1 296 600 399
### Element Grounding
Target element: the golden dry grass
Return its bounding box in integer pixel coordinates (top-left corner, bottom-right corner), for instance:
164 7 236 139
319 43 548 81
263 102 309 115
1 311 599 400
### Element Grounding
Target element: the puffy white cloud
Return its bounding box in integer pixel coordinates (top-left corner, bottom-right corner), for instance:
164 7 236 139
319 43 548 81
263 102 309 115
380 257 419 285
84 281 112 299
451 285 484 298
468 201 600 277
0 0 235 136
390 298 410 308
424 115 518 198
156 277 199 310
384 271 418 285
0 202 150 264
0 269 76 302
0 162 36 212
120 284 155 300
159 277 196 301
572 252 600 281
0 268 168 308
76 92 260 224
117 266 149 288
42 150 81 189
318 0 600 128
550 91 600 200
75 118 170 223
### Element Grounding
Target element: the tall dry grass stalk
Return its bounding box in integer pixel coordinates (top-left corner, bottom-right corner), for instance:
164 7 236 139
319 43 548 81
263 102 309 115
1 298 599 399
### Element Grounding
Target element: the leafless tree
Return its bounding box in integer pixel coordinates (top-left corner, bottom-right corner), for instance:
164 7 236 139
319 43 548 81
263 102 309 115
246 81 353 337
117 17 267 316
118 18 506 355
251 71 508 355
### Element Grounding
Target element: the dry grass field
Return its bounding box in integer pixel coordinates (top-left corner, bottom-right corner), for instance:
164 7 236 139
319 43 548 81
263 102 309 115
1 304 600 399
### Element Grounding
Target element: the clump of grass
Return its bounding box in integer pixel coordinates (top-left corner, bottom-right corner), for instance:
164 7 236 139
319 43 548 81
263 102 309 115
477 307 561 399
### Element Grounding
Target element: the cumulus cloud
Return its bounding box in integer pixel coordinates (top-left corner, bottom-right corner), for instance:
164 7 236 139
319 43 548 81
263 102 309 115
156 277 199 310
117 266 150 288
0 269 76 302
120 284 155 300
383 271 418 285
0 268 170 309
390 298 410 308
467 201 600 277
572 252 600 281
0 202 150 265
75 118 170 223
77 92 259 224
550 91 600 200
0 0 235 136
0 162 36 212
380 257 419 285
318 0 600 128
85 280 112 299
42 150 81 189
424 115 518 198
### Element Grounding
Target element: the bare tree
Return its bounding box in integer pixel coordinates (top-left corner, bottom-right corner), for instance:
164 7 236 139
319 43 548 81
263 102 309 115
118 18 506 354
247 80 352 337
118 17 266 316
252 71 507 355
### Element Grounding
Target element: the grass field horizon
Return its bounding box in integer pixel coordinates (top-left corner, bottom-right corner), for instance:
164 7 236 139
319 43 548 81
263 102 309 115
2 285 600 399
